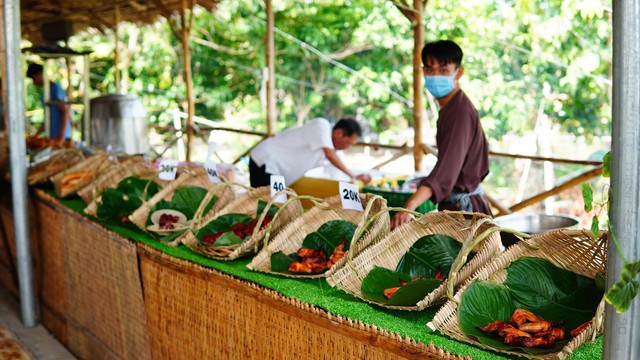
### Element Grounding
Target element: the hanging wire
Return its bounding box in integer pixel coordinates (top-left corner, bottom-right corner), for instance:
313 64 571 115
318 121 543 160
495 39 612 86
251 15 414 107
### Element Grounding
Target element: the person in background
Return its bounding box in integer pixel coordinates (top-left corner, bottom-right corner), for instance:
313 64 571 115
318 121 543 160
249 118 372 187
26 63 71 140
391 40 493 229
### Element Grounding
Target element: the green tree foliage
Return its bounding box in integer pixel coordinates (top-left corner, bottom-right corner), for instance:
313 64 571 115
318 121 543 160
54 0 610 142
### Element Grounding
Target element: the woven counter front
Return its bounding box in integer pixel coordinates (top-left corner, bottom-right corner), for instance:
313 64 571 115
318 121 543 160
30 189 151 360
138 243 465 360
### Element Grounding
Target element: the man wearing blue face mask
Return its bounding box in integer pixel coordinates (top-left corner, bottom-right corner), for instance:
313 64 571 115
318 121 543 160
391 40 493 229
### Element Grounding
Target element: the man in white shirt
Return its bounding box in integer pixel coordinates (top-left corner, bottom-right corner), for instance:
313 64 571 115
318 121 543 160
249 118 371 186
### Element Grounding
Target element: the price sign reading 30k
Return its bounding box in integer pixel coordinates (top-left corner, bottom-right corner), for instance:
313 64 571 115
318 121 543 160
158 159 179 181
205 158 221 184
270 175 287 203
339 181 363 211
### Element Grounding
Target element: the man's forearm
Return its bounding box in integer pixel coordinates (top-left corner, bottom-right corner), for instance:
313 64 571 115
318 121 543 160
404 185 433 211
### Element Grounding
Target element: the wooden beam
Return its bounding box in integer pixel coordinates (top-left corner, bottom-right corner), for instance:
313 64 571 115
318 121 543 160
412 0 424 172
510 166 603 212
265 0 276 136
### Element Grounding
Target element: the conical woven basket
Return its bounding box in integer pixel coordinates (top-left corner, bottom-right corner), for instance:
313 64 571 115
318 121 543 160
427 229 607 360
27 148 85 185
181 186 304 260
50 152 116 198
78 156 154 205
326 211 501 310
246 193 390 279
128 167 234 233
83 160 160 217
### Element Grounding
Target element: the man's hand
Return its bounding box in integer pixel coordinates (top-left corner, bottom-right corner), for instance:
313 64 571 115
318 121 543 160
355 173 372 184
391 211 414 229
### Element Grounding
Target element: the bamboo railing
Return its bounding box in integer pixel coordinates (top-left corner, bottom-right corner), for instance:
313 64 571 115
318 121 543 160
149 121 604 217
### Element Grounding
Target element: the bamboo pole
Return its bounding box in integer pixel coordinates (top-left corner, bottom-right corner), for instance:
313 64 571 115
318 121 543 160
509 166 603 212
114 4 121 93
412 0 424 172
265 0 276 136
181 0 195 160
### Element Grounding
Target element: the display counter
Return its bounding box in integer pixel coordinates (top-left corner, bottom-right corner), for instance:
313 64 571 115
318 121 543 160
0 185 603 360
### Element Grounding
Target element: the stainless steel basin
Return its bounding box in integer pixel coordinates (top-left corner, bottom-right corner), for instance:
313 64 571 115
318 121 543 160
494 213 581 247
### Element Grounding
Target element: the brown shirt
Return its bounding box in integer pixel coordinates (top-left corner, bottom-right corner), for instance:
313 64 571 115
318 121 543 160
420 90 493 216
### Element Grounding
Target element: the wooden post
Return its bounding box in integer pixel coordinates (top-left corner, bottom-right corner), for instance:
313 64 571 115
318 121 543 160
412 0 425 172
114 4 121 93
265 0 276 136
181 0 195 160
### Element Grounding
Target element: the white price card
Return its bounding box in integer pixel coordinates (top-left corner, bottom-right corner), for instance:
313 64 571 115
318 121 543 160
158 159 179 181
207 142 218 161
270 175 287 203
204 158 221 183
339 182 363 211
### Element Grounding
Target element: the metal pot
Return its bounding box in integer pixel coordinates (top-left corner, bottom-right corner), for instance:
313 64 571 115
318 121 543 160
494 213 582 247
88 94 148 154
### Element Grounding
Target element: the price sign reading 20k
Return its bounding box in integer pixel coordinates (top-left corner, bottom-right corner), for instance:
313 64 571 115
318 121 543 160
339 181 363 211
270 175 287 203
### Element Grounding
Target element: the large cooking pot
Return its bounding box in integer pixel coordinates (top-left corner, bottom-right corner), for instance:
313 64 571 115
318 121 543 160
89 94 148 154
494 212 581 247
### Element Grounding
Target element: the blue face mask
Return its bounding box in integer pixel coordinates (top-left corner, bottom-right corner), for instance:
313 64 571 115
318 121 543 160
424 71 457 98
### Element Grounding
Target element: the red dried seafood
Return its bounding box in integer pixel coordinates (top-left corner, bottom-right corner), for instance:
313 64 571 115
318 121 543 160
288 240 346 274
478 308 569 349
201 215 273 246
158 213 180 230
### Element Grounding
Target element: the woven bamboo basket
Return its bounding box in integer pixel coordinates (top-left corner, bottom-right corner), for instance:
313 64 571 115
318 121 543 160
427 228 607 360
83 160 160 217
128 167 234 234
27 148 85 185
181 186 304 260
50 152 116 198
326 211 501 310
78 156 154 205
246 193 390 279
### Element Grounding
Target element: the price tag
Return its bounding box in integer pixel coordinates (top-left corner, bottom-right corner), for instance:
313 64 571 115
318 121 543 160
339 182 363 211
270 175 287 203
207 142 218 161
205 158 221 183
158 159 179 181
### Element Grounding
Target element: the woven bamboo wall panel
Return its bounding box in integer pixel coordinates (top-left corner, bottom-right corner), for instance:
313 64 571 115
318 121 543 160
139 244 466 360
62 207 151 360
32 195 68 322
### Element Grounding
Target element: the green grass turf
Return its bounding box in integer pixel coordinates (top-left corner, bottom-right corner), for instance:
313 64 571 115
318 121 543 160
57 190 602 360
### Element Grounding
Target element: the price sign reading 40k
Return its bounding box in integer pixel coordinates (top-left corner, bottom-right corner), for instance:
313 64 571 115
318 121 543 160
339 181 363 211
158 159 179 181
270 175 287 203
205 158 221 184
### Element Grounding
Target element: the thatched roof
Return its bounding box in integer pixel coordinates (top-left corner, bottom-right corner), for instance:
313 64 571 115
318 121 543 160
21 0 221 44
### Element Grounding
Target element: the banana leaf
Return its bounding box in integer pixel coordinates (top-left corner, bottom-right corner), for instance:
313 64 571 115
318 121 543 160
360 266 443 306
457 257 603 354
152 185 217 222
504 257 603 331
270 251 298 272
269 220 356 272
300 220 357 255
360 234 465 306
96 177 161 226
395 234 466 279
194 213 253 244
256 200 279 218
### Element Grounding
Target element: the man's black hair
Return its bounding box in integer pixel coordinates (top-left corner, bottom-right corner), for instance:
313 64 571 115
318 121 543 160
26 63 43 79
333 118 362 137
421 40 463 68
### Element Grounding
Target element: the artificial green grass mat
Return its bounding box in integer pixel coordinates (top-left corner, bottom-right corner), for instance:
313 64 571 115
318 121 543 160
55 190 602 360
